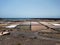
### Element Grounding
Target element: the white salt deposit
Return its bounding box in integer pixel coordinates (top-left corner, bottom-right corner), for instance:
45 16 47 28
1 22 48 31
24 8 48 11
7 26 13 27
0 32 9 36
6 24 18 28
53 24 60 26
3 32 9 34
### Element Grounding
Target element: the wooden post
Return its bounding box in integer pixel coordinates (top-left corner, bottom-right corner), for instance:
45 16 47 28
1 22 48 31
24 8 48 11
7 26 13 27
30 20 31 30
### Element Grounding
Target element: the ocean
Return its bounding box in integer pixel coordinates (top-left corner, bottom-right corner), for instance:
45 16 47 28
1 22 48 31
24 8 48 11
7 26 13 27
0 18 60 21
2 18 32 21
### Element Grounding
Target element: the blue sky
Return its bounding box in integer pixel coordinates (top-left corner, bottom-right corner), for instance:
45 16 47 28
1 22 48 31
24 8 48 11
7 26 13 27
0 0 60 18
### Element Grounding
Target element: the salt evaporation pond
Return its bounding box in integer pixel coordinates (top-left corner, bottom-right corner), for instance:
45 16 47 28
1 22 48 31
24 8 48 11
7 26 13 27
22 22 30 25
31 22 39 25
22 22 39 25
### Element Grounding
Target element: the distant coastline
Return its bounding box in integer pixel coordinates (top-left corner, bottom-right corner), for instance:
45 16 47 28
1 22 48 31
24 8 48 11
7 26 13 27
0 18 60 21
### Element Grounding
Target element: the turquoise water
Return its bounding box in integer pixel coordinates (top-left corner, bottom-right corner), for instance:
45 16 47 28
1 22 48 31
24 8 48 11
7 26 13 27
3 18 32 21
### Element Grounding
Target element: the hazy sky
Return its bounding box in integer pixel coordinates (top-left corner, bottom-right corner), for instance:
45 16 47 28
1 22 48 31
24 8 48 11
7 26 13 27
0 0 60 18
